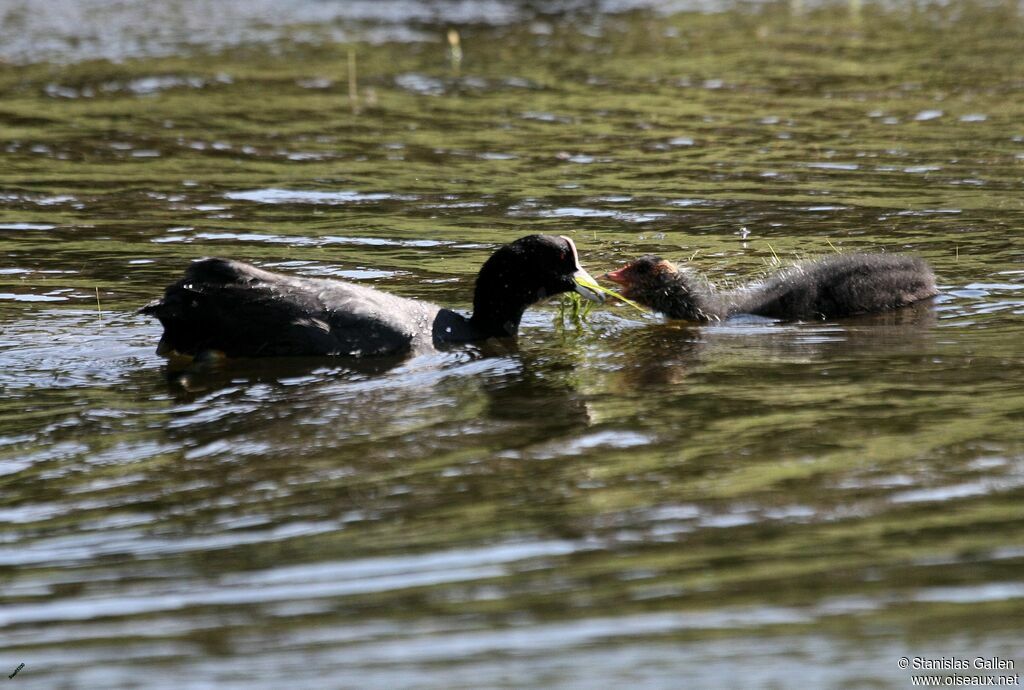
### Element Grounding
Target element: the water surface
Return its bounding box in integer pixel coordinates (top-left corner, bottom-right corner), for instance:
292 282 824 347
1 1 1023 687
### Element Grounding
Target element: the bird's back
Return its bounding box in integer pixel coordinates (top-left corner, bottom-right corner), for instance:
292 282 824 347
141 258 439 358
732 253 937 320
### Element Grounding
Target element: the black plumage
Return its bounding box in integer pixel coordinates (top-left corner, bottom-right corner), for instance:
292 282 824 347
141 234 603 359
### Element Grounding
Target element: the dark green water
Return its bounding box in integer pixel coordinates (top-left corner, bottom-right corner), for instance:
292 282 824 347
2 1 1023 687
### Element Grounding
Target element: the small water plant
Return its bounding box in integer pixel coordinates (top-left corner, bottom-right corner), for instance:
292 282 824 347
558 274 649 327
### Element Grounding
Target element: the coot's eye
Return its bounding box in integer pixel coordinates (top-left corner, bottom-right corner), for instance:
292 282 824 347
560 250 567 262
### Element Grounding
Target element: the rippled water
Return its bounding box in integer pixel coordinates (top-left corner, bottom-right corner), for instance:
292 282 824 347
2 1 1024 687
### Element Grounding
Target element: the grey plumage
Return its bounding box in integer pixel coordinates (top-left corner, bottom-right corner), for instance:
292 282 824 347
606 253 938 322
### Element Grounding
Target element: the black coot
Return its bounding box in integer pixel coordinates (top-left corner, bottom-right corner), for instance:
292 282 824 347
603 252 937 321
141 234 604 359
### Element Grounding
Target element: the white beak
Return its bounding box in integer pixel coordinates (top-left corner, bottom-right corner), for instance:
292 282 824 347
573 268 605 303
561 235 605 304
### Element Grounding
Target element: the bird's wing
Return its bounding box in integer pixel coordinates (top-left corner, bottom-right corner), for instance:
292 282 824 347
142 258 427 358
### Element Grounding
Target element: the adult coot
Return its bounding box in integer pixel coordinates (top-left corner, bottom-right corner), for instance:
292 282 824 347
603 252 937 321
142 234 604 358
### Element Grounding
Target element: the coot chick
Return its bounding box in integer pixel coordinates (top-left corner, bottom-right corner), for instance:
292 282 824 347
141 234 604 359
603 252 937 321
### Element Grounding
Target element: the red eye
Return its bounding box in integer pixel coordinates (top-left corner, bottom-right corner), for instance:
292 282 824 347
560 251 567 261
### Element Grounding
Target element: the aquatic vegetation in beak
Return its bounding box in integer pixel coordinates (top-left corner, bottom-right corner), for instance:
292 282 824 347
559 290 595 327
560 274 650 327
572 269 606 303
573 273 650 313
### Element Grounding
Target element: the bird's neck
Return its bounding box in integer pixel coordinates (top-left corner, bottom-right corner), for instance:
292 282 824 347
655 271 721 321
429 308 486 344
468 293 529 339
467 267 543 338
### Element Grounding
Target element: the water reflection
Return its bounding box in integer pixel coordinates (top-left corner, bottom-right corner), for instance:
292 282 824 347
162 353 415 398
